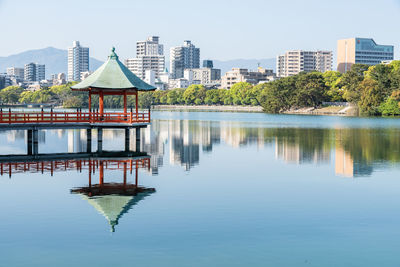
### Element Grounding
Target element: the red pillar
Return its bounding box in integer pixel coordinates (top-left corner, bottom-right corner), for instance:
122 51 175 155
88 92 92 111
135 162 138 186
135 91 138 121
88 160 92 188
123 162 127 188
99 91 104 119
99 161 104 186
123 91 127 117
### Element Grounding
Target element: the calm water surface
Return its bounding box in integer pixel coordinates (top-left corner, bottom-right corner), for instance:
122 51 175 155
1 111 400 266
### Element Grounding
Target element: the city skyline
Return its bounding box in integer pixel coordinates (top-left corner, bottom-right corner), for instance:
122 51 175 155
0 0 399 62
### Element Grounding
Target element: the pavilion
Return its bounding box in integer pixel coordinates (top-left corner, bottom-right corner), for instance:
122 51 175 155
71 47 156 123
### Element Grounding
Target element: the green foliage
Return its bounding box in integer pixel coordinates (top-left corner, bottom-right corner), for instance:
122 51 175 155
358 78 382 115
341 64 370 103
0 86 24 104
138 92 154 109
323 71 343 101
228 82 253 105
293 72 328 107
379 97 400 116
258 77 297 113
204 89 222 105
182 85 206 105
63 96 84 108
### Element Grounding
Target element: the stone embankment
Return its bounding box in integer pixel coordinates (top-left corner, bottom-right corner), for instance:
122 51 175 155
152 104 358 116
152 105 263 112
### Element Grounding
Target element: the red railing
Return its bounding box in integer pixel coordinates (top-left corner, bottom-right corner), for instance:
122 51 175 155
0 158 150 177
0 109 151 124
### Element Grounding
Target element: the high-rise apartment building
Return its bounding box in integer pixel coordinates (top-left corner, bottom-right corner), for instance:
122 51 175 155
68 41 89 81
337 38 394 73
125 36 165 80
170 40 200 79
6 67 24 80
24 63 45 82
276 50 332 77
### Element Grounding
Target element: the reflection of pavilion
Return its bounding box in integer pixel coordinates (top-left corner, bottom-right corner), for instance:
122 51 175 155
0 151 155 232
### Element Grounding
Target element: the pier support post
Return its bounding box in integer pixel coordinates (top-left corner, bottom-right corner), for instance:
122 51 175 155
86 128 92 153
135 127 141 152
125 128 130 152
32 129 39 155
27 129 33 155
97 128 103 153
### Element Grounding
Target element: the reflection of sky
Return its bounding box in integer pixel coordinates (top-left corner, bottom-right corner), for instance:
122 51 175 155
1 112 400 266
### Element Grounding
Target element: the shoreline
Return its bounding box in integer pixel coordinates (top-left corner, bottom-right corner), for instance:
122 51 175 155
151 104 358 116
152 105 263 112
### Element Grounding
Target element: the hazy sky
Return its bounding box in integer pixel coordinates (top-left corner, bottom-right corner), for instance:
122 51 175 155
0 0 399 61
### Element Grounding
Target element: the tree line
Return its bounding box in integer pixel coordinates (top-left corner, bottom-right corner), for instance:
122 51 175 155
0 60 399 116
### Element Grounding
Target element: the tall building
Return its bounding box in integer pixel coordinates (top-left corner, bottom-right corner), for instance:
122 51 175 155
170 40 200 79
276 50 332 77
203 60 214 68
24 63 45 82
6 67 24 80
337 37 394 73
125 36 165 80
68 41 89 81
221 67 275 89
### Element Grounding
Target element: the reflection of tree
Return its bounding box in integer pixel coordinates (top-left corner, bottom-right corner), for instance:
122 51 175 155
337 128 400 163
269 128 332 164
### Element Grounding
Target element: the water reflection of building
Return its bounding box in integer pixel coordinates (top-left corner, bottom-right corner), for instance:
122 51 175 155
334 142 373 178
3 121 391 179
274 138 330 164
335 145 354 177
7 130 45 143
67 129 86 153
169 120 200 171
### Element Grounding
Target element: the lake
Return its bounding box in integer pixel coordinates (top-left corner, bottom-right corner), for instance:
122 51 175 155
1 111 400 266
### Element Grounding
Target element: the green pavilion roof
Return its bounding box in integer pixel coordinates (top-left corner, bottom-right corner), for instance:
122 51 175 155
71 47 156 91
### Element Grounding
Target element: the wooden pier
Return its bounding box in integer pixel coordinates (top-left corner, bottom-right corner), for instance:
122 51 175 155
0 47 156 156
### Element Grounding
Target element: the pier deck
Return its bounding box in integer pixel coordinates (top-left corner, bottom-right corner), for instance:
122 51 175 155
0 110 150 129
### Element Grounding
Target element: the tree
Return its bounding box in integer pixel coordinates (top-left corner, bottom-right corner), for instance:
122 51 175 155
228 82 253 105
63 96 84 108
379 97 400 116
0 86 24 104
293 72 328 107
204 89 221 105
358 77 382 115
138 92 154 108
323 71 343 101
340 64 369 103
182 85 206 105
258 76 297 113
365 64 393 97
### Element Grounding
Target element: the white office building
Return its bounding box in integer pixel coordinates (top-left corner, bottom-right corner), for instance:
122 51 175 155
68 41 89 81
125 36 165 81
170 40 200 79
276 50 332 77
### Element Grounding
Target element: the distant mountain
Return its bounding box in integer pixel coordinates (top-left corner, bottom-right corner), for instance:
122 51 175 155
213 58 276 75
0 47 103 78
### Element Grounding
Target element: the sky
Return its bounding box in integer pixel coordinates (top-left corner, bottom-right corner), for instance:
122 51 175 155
0 0 399 62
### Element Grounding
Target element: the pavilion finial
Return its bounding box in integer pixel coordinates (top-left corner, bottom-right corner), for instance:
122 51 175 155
109 47 118 60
